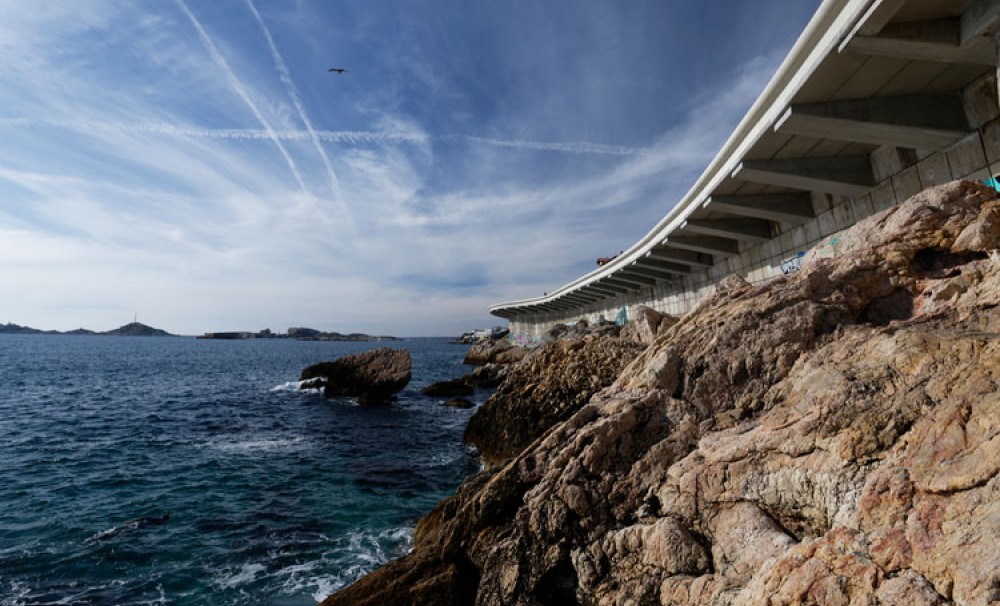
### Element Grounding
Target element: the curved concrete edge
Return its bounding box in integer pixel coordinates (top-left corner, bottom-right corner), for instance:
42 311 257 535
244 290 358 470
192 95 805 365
490 0 872 317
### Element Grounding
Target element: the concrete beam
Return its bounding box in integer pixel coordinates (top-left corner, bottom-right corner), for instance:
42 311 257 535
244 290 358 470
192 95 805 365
775 95 970 151
593 280 631 294
626 265 676 282
845 18 996 65
577 288 613 302
853 0 908 37
705 193 815 223
586 284 625 297
646 248 714 268
662 235 740 258
616 270 658 286
634 257 693 275
680 218 772 243
562 292 600 304
961 0 1000 45
733 156 875 197
604 276 646 290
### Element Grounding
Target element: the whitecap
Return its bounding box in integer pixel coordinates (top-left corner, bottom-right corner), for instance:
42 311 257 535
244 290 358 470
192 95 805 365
203 436 309 454
214 562 266 590
270 379 321 394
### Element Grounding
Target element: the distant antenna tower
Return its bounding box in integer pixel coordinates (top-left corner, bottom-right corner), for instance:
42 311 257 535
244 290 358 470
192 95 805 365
134 313 138 324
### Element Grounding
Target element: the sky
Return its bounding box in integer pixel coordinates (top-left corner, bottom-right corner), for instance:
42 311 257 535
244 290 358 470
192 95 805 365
0 0 822 336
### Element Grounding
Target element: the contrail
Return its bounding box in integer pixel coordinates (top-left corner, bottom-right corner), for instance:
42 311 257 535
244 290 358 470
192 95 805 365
459 135 648 157
173 0 310 197
0 118 642 156
243 0 345 211
0 118 432 144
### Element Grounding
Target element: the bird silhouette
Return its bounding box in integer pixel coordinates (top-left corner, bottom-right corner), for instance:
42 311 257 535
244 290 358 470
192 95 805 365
328 67 348 74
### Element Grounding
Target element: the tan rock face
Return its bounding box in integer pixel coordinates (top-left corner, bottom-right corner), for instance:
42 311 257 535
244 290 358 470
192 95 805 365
463 333 644 469
463 338 528 365
321 181 1000 606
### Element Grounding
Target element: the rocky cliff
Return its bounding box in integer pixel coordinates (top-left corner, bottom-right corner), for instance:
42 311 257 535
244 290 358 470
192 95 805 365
322 181 999 606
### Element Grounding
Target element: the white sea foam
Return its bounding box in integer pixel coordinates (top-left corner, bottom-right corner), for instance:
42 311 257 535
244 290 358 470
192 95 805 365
0 580 30 606
269 379 321 394
277 526 415 602
214 562 266 590
204 436 310 454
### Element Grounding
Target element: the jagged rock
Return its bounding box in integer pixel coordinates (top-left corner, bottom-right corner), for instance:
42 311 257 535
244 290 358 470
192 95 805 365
620 305 679 344
422 380 475 397
463 339 528 366
459 363 509 388
321 181 1000 606
464 333 645 469
300 347 411 405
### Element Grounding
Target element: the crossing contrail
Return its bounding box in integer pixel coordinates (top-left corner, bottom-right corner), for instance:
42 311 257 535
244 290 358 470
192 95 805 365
243 0 347 216
174 0 311 197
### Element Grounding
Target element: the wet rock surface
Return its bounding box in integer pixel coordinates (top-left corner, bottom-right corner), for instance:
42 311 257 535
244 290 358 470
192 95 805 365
321 181 1000 606
300 347 411 405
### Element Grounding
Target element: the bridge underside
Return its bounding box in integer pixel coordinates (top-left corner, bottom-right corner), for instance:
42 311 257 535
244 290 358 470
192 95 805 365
492 0 1000 343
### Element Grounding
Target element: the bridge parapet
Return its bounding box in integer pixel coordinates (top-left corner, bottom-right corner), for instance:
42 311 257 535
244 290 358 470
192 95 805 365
492 0 1000 340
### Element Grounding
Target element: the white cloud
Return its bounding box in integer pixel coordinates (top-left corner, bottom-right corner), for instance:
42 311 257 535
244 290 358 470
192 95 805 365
0 0 808 335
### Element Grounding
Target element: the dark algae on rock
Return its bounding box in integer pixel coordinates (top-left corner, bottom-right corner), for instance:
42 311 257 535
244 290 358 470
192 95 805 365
321 182 1000 606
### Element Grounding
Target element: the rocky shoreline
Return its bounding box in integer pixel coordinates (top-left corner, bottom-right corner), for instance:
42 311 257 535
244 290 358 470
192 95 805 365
322 181 999 606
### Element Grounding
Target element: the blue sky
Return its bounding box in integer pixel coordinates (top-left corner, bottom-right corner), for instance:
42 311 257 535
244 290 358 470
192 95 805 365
0 0 821 336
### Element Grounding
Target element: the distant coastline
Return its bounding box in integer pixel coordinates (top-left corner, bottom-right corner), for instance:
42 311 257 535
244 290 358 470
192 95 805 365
0 322 401 341
196 327 399 341
0 322 174 337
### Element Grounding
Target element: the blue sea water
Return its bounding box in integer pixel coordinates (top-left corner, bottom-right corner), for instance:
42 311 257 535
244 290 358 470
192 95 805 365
0 335 481 605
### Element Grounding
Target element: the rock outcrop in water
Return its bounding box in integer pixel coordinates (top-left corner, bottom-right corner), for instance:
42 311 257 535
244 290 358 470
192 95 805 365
301 347 411 405
321 181 1000 606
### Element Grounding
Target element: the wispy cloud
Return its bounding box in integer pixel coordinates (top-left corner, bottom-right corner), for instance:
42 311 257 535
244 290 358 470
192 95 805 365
173 0 310 196
0 0 820 335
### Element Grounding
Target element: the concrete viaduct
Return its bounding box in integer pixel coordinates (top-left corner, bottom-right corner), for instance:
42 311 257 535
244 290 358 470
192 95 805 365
490 0 1000 343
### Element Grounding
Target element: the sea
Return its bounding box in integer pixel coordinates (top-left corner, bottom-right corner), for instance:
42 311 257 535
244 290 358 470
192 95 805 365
0 335 483 606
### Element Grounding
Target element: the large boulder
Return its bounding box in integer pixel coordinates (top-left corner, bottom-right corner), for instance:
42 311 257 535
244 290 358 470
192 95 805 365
462 338 528 366
300 347 411 405
464 333 644 469
620 305 679 344
321 181 1000 606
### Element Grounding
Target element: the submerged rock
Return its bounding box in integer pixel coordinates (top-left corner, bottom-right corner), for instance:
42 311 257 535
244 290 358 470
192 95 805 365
300 347 411 405
321 181 1000 606
443 398 475 409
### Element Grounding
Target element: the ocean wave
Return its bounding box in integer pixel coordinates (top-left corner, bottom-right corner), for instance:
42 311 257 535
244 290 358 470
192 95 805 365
202 436 310 454
203 526 415 602
213 562 267 590
270 380 321 394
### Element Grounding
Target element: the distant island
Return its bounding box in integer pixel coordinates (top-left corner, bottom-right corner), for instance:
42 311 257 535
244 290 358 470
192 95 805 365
197 327 399 341
0 322 174 337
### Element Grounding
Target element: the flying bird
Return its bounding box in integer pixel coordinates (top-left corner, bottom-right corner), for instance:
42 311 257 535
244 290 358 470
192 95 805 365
328 67 348 74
